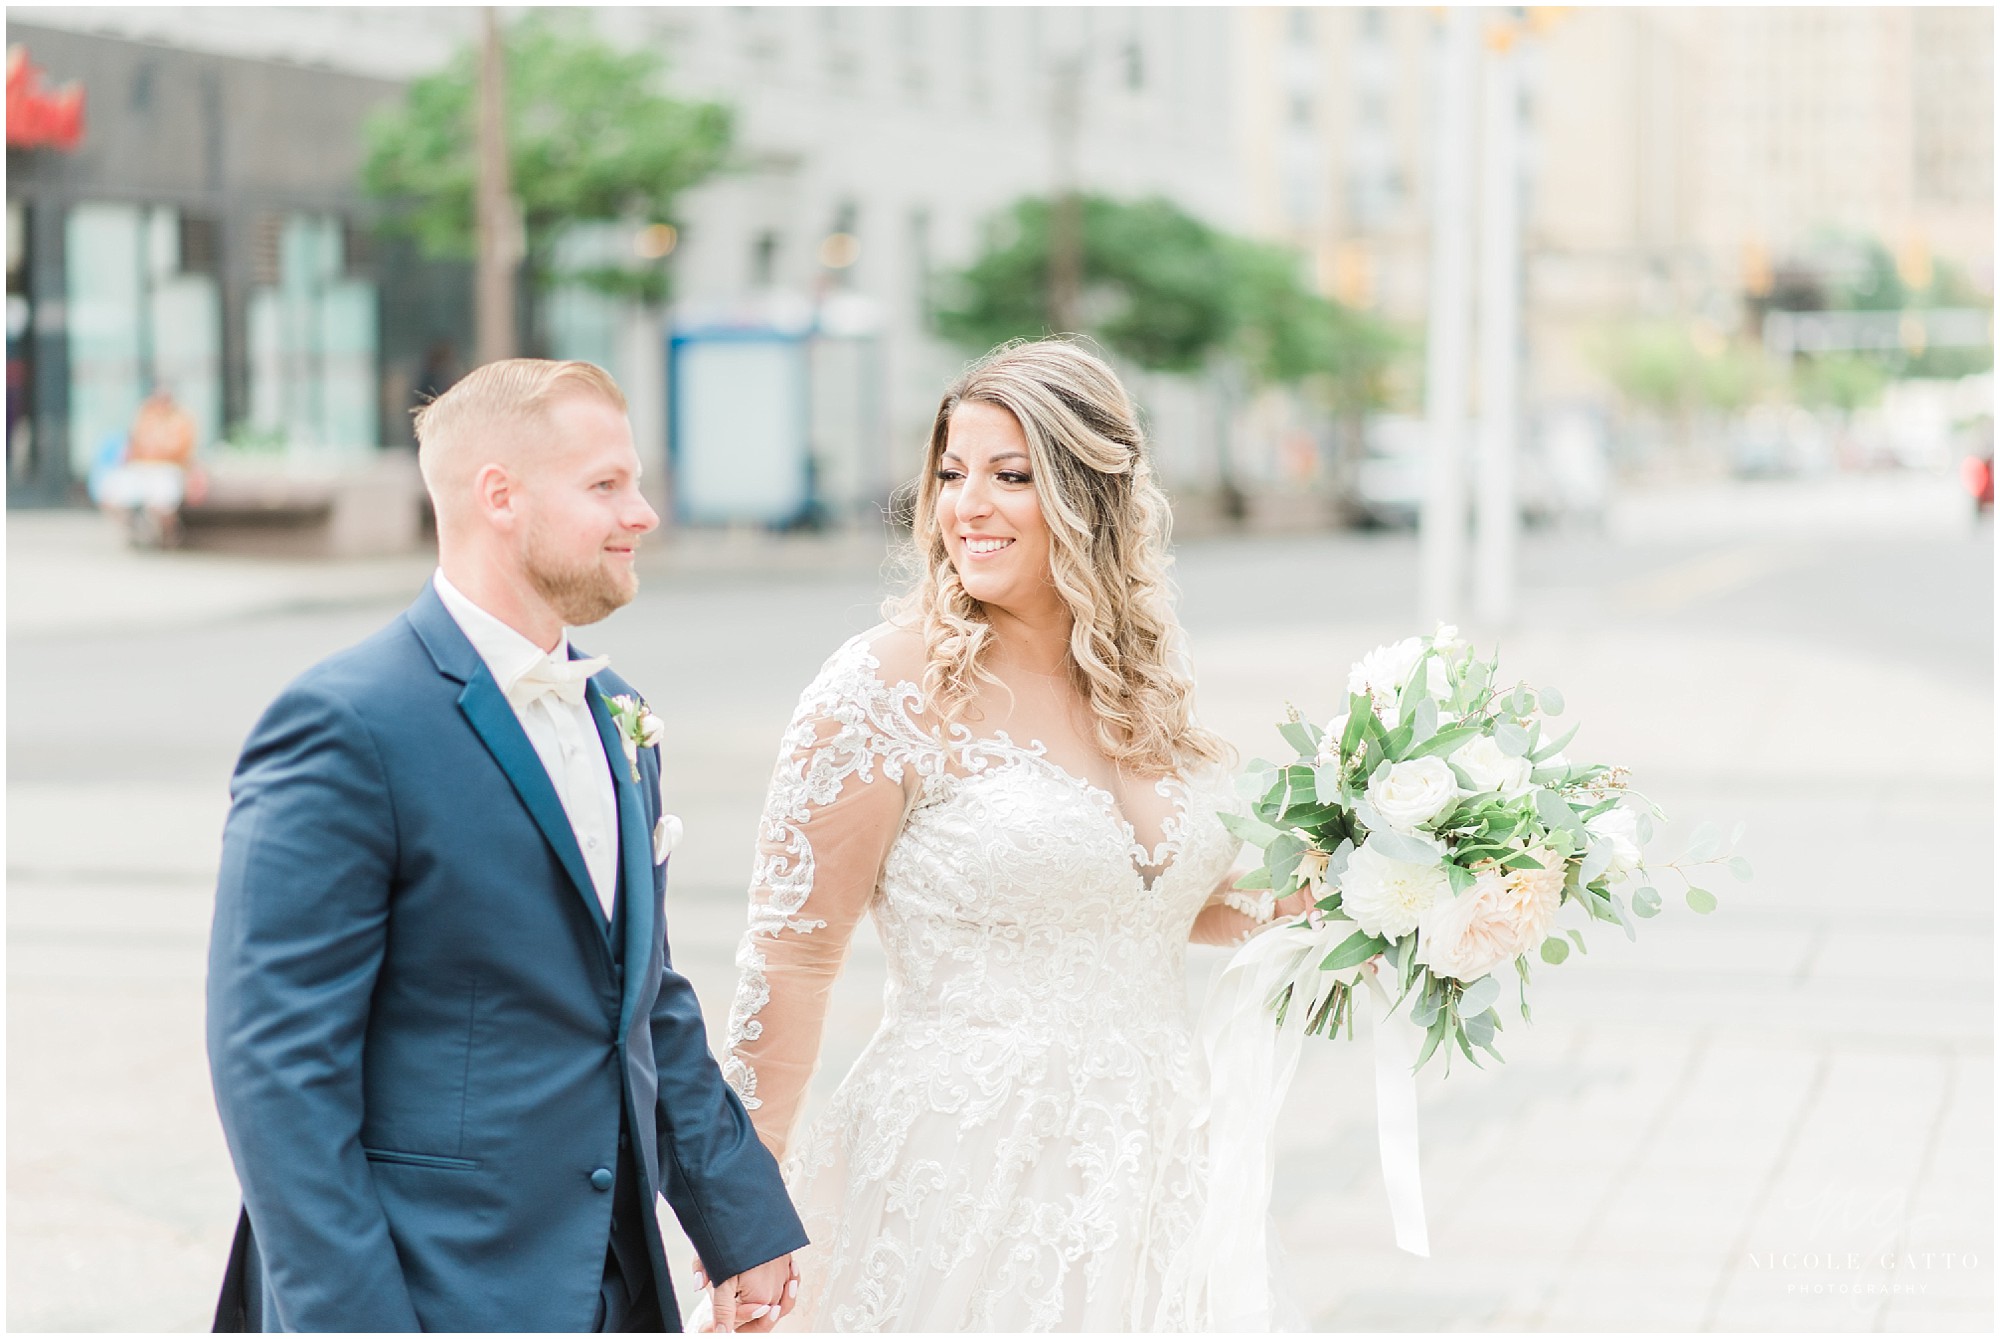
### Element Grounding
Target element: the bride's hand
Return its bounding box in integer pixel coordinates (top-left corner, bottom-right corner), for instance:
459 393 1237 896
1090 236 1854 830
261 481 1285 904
697 1254 798 1332
1271 886 1316 920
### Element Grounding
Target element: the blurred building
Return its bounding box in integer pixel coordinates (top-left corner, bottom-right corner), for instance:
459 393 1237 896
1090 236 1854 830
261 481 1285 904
3 14 485 507
1235 6 1995 407
8 6 1252 522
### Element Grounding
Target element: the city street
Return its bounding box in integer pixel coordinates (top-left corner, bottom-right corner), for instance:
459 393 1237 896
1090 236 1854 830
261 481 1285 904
7 473 1992 1332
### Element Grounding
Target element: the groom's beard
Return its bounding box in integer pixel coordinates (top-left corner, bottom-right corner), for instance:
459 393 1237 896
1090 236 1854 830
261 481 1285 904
521 525 639 628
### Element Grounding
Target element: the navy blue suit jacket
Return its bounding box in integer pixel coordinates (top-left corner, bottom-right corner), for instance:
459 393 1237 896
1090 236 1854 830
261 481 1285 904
206 585 806 1331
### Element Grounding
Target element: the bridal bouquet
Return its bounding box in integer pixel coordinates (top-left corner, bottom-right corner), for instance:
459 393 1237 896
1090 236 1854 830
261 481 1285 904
1221 624 1749 1074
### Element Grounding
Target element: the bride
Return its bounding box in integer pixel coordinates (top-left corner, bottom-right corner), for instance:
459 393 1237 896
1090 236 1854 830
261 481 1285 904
710 340 1305 1331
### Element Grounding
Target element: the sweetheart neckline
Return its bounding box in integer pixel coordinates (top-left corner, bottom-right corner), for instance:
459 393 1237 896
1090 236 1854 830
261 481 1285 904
948 732 1195 893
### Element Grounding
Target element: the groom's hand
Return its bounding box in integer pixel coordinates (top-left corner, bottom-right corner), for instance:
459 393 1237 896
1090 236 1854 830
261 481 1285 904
696 1253 798 1332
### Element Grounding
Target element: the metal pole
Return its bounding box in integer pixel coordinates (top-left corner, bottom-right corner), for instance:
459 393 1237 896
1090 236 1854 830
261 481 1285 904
1048 55 1084 334
1419 9 1479 626
475 7 517 366
1473 25 1521 626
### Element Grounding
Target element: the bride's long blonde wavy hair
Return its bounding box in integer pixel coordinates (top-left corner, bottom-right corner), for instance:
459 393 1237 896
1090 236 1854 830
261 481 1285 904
888 339 1230 775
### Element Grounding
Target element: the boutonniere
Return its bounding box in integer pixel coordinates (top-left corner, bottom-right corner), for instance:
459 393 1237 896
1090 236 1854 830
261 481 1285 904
606 694 665 782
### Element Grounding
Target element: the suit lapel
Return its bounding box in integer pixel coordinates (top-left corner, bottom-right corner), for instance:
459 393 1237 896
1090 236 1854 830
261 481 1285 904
457 668 610 944
587 683 657 1038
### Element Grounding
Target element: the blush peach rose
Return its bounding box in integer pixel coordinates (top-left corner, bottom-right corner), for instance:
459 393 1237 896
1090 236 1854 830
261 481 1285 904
1415 847 1566 982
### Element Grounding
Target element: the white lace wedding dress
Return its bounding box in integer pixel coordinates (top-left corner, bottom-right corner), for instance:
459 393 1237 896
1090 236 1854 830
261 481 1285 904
720 627 1261 1332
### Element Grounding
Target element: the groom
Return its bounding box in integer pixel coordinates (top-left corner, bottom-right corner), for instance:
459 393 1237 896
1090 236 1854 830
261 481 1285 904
206 359 806 1331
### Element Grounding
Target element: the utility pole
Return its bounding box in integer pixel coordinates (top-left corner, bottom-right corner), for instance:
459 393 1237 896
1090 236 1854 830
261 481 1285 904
1473 21 1522 625
1419 8 1479 626
475 7 518 366
1048 54 1084 334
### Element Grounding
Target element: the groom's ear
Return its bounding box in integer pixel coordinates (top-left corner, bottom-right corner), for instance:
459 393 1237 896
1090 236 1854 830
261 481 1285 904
473 462 520 530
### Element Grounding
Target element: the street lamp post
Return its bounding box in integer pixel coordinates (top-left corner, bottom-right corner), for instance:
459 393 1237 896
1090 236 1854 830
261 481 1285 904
1419 8 1480 626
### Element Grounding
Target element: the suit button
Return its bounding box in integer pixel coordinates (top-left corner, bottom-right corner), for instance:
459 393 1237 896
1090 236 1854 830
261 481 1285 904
590 1167 615 1192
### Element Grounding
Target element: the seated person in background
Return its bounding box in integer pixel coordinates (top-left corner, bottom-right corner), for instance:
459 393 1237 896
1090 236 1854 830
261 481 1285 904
94 386 204 548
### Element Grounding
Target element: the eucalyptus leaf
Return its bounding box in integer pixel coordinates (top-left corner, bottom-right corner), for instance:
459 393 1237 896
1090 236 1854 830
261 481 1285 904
1236 766 1279 801
1410 986 1442 1028
1686 886 1718 914
1233 865 1275 892
1218 811 1284 848
1268 833 1307 879
1529 720 1580 763
1463 1008 1497 1047
1314 764 1344 806
1326 838 1355 882
1411 697 1439 743
1443 861 1476 895
1608 892 1637 942
1566 928 1589 954
1352 800 1388 834
1634 811 1655 844
1341 701 1371 755
1277 720 1318 759
1534 789 1587 839
1730 820 1747 849
1459 974 1502 1016
1539 686 1565 716
1577 839 1613 885
1683 819 1723 863
1539 936 1570 965
1494 723 1532 757
1407 724 1482 760
1631 885 1662 917
1413 1011 1450 1072
1321 928 1389 972
1728 855 1753 882
1366 829 1442 866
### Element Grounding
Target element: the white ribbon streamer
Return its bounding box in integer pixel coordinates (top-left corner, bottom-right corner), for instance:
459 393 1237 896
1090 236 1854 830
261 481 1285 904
1179 925 1430 1327
1360 962 1431 1257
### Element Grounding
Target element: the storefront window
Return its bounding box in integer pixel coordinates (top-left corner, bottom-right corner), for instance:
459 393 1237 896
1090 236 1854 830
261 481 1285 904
246 213 379 454
64 203 223 477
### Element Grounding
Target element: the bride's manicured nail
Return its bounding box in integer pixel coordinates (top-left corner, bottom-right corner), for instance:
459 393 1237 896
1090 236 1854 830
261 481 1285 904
787 1280 799 1299
748 1305 771 1319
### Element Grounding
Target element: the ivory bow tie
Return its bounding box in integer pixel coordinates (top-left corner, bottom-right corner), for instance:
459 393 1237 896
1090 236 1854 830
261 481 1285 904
505 654 610 710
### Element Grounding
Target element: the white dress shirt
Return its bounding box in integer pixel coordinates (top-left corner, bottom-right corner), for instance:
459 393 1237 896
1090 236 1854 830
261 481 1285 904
433 570 620 920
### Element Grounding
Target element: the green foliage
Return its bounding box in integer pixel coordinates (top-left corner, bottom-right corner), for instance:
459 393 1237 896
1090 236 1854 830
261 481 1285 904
361 11 732 301
932 193 1406 390
1592 321 1773 416
1793 353 1888 414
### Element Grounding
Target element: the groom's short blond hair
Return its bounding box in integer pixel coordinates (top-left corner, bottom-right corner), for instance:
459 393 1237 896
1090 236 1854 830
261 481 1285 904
414 358 627 501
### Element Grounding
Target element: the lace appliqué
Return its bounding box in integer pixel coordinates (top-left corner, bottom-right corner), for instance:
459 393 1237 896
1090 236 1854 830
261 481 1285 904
722 633 949 1112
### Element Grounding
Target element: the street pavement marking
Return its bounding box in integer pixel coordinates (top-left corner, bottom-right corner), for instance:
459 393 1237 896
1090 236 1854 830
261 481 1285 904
1616 542 1809 613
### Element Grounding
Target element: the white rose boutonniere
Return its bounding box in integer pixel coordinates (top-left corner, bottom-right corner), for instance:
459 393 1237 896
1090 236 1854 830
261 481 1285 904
606 694 666 782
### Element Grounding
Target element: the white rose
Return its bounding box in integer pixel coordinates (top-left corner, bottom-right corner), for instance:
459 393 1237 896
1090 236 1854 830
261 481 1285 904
1585 805 1644 883
1430 623 1466 656
1337 835 1450 940
1451 733 1534 798
1347 637 1423 701
1365 757 1460 833
1346 636 1450 717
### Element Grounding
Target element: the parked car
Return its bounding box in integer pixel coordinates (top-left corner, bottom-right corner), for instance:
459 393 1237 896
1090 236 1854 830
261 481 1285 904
1346 413 1607 529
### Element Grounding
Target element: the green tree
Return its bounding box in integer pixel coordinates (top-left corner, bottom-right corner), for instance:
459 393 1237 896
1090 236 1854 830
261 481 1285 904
362 11 731 313
1793 353 1888 415
934 193 1405 393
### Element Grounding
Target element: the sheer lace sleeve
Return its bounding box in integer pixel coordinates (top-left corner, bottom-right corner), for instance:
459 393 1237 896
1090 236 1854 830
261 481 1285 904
721 633 943 1162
